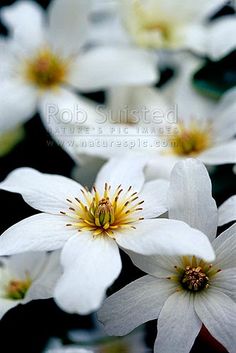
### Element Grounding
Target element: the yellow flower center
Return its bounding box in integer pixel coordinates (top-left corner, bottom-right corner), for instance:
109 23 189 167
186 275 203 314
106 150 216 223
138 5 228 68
169 122 212 157
168 256 221 293
99 341 129 353
60 184 144 237
126 0 179 48
5 277 32 300
25 48 69 90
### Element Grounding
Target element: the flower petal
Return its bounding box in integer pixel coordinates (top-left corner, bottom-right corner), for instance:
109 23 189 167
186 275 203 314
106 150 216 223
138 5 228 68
145 155 179 181
200 140 236 165
0 1 45 49
213 87 236 142
54 233 122 315
0 299 19 320
208 16 236 61
98 275 175 336
47 0 90 55
139 179 169 218
168 159 218 241
0 79 37 133
212 268 236 302
194 288 236 353
1 251 47 280
95 156 146 194
26 251 62 300
218 196 236 226
0 214 75 256
0 167 83 214
68 47 158 92
212 223 236 270
115 219 215 262
155 291 201 353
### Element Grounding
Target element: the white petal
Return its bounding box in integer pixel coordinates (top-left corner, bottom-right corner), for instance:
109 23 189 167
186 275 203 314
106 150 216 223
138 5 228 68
208 16 236 61
194 288 236 353
200 140 236 165
54 233 121 315
140 179 169 218
0 214 75 256
218 196 236 226
155 291 201 353
212 269 236 302
95 155 146 194
47 0 90 55
127 251 183 278
145 155 179 181
168 159 218 241
0 299 19 320
213 87 236 142
0 79 37 133
115 219 215 262
98 275 175 336
68 47 158 92
0 167 83 214
0 1 45 49
26 251 62 300
212 223 236 270
39 88 101 161
2 251 47 280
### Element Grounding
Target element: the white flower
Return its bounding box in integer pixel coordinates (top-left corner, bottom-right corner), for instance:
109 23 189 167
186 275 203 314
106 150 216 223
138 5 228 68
91 0 227 53
0 157 214 314
98 159 236 353
0 0 157 134
144 60 236 179
0 251 61 319
219 195 236 226
63 58 236 180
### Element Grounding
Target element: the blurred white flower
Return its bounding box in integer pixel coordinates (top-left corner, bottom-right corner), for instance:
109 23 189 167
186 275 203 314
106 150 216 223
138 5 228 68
0 157 214 314
0 251 61 319
144 60 236 179
219 195 236 226
90 0 228 53
63 58 236 180
99 159 236 353
0 0 157 134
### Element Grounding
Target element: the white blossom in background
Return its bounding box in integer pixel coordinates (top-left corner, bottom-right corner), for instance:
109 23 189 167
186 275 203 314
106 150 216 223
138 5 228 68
218 195 236 226
144 60 236 179
99 159 236 353
0 0 157 135
0 157 214 315
0 251 61 319
66 58 236 180
90 0 228 53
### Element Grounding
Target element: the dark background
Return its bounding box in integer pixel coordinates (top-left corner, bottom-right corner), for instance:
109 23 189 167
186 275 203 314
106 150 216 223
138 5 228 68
0 1 235 352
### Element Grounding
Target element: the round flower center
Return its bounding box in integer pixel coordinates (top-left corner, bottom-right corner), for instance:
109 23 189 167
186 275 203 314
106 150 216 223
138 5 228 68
60 183 144 237
25 48 69 89
168 256 221 293
181 265 209 292
5 278 31 300
169 122 211 156
99 341 129 353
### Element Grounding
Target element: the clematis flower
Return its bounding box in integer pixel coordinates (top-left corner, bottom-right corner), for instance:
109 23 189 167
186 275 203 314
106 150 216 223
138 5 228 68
90 0 228 53
0 0 157 135
144 60 236 179
0 251 61 319
0 157 214 314
99 159 236 353
64 58 236 180
218 195 236 226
